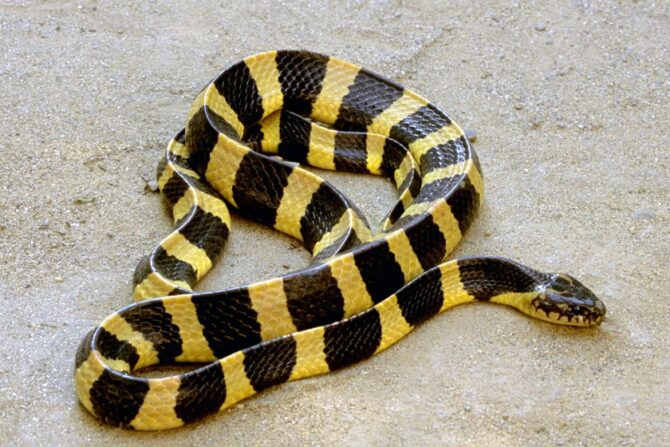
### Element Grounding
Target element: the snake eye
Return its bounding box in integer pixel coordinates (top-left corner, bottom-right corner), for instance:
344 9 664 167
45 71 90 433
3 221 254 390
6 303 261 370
568 305 583 315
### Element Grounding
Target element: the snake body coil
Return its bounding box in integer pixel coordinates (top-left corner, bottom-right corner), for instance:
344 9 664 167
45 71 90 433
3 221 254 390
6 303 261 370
74 50 606 430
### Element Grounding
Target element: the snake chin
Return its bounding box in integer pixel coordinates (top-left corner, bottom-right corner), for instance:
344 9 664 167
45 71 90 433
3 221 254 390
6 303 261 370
531 273 606 326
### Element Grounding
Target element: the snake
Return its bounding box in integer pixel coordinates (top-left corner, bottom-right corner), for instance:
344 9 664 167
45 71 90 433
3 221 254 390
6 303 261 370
74 50 606 430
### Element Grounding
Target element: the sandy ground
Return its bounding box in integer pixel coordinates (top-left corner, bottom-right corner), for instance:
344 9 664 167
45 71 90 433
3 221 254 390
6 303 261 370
1 0 668 445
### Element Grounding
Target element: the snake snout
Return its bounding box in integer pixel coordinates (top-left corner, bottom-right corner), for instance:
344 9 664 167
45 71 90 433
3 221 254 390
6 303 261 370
531 273 606 326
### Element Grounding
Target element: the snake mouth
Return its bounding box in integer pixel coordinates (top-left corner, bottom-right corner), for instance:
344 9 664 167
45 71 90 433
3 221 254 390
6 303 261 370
530 303 605 326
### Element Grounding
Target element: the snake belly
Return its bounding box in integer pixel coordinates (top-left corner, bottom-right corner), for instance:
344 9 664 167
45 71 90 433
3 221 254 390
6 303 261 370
74 50 603 430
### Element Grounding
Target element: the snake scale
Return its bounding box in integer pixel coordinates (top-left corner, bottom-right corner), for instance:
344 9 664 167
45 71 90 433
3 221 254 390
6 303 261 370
74 50 606 430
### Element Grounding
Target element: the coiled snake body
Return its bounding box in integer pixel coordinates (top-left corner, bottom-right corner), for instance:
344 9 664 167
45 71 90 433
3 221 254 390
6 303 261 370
74 50 606 430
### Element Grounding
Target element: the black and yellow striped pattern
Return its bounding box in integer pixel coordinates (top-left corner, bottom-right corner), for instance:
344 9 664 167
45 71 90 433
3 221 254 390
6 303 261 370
74 51 605 430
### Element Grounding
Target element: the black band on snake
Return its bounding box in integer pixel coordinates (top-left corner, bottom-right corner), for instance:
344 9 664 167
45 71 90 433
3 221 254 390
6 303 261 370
73 50 606 430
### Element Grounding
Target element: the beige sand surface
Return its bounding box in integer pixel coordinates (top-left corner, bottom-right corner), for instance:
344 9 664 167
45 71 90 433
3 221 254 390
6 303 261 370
0 1 668 445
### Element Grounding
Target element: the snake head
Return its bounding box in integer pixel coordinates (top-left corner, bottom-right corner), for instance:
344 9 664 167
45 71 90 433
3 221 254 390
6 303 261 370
530 273 606 326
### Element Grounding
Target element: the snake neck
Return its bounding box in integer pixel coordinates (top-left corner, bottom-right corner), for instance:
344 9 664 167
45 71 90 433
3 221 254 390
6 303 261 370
435 257 547 317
